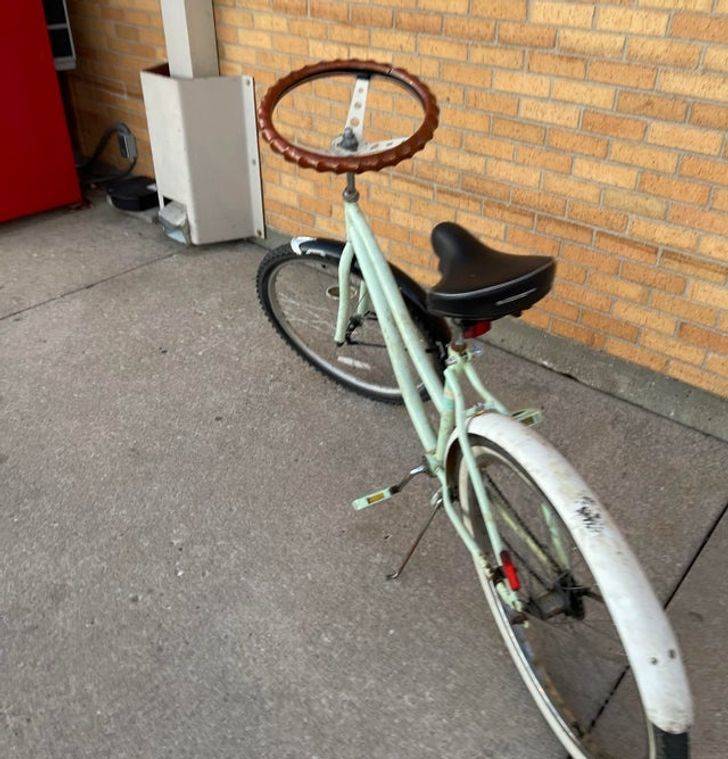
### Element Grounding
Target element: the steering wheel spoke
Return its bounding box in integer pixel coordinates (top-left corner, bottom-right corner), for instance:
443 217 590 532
345 75 369 145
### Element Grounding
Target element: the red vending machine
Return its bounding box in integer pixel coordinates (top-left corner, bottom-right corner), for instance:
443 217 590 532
0 0 81 222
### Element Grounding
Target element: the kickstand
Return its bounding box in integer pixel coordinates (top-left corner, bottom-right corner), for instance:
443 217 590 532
386 493 443 581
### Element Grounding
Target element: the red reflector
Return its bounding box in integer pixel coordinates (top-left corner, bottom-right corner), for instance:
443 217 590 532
462 320 491 339
500 550 521 592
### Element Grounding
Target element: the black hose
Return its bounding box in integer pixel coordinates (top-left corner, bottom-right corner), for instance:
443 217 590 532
77 122 137 187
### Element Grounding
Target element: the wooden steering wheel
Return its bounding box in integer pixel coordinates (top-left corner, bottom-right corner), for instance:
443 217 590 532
257 59 439 175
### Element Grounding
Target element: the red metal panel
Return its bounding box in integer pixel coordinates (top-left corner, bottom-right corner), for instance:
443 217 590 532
0 0 81 222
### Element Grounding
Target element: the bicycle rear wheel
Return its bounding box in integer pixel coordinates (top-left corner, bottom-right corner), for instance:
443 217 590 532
456 425 691 759
257 244 445 403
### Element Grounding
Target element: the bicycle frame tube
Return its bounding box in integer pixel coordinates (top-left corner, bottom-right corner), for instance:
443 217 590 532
338 197 527 599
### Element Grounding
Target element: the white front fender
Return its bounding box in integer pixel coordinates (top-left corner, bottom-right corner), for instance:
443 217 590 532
446 411 694 734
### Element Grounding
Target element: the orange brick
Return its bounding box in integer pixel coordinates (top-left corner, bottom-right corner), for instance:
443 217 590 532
626 38 700 68
499 23 556 48
651 292 717 328
544 172 601 204
517 145 571 173
470 0 527 20
631 219 698 251
522 308 551 330
460 174 510 202
327 23 369 45
531 2 594 28
561 243 617 274
583 111 645 141
662 251 727 284
493 71 550 97
552 319 605 349
690 103 728 131
370 29 416 52
443 17 496 40
463 133 514 159
397 11 442 34
455 210 506 240
589 61 656 89
699 236 728 263
606 338 667 372
512 188 567 216
691 280 728 310
492 117 545 144
613 301 676 335
351 5 393 27
659 71 728 102
666 361 728 397
551 80 615 109
713 189 728 213
483 200 534 228
582 310 640 342
529 52 586 79
271 0 306 12
590 271 648 303
556 281 613 312
621 261 686 294
465 90 519 116
559 29 625 57
672 13 728 43
547 128 608 158
705 47 728 74
419 35 468 60
616 91 687 122
647 123 723 155
603 188 667 219
469 47 524 69
507 228 560 256
643 331 705 365
542 297 581 321
573 158 638 189
570 200 628 232
680 156 728 186
610 141 678 173
419 0 468 12
310 0 347 21
441 62 491 87
537 217 593 244
487 158 541 188
668 205 728 237
597 7 669 35
639 172 710 205
706 354 728 380
520 99 580 128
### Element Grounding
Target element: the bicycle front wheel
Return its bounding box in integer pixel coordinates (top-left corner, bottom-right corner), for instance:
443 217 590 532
257 244 445 403
456 421 691 759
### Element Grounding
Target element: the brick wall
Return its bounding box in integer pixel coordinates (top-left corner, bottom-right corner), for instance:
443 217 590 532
65 1 728 397
66 0 165 176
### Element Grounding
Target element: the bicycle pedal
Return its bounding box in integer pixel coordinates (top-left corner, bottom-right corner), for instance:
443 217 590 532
352 487 396 510
512 407 543 427
352 464 429 511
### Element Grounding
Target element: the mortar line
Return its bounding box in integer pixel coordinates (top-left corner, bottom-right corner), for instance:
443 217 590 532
0 252 176 324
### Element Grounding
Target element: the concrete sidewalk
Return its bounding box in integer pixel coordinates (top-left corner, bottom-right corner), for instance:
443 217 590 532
1 199 726 758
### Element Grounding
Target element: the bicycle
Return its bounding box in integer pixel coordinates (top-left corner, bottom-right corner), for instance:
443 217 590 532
255 59 693 759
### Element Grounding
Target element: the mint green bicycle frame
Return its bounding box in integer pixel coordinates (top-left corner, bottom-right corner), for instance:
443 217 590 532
334 193 530 606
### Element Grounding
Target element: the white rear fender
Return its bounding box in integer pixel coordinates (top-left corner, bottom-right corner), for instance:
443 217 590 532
446 411 693 734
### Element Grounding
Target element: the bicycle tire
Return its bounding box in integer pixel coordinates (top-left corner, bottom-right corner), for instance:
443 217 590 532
454 419 691 759
257 244 446 404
